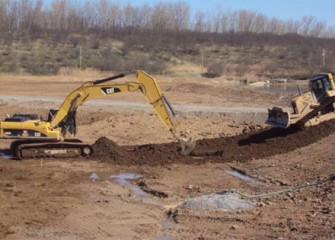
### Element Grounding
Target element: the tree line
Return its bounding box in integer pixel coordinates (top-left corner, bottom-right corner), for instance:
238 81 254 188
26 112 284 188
0 0 334 38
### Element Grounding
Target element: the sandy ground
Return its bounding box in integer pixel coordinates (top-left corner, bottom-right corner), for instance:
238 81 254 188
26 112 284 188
0 73 334 239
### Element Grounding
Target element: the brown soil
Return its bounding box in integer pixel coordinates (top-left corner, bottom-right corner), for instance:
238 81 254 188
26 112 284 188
92 119 335 166
0 74 334 240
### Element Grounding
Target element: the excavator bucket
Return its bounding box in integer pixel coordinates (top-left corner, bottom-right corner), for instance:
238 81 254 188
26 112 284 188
177 130 195 155
266 107 291 128
179 139 195 155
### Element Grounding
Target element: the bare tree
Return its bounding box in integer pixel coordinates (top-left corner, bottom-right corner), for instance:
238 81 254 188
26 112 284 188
170 1 190 31
238 10 256 32
6 1 20 33
82 0 96 30
309 19 326 37
150 3 171 31
322 26 335 38
253 13 267 33
0 0 8 31
135 4 151 29
122 3 151 29
227 11 239 32
212 8 222 33
285 19 300 34
66 1 83 32
0 0 334 39
50 0 67 31
193 10 206 32
299 16 315 36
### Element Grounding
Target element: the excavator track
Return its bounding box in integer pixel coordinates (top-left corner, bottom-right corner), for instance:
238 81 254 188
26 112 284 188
11 139 93 160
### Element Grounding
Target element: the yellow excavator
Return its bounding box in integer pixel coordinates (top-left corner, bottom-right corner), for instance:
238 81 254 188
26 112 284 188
0 70 194 159
266 72 335 128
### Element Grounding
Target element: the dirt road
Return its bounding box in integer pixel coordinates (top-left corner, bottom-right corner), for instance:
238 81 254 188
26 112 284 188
0 74 334 239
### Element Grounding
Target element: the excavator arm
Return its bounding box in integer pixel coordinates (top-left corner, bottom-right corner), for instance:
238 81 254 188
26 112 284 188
136 71 195 155
50 70 194 155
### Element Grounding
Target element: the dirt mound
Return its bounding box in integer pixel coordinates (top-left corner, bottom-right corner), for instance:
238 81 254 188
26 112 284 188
92 119 335 166
92 137 130 162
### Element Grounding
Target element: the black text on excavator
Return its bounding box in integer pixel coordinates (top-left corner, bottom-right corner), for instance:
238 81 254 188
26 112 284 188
0 70 195 159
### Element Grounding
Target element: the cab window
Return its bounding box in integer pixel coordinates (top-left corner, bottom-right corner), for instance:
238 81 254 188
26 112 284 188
311 79 325 100
321 77 331 91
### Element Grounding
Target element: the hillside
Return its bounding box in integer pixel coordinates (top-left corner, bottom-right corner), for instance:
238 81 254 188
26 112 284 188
1 31 335 81
1 1 335 80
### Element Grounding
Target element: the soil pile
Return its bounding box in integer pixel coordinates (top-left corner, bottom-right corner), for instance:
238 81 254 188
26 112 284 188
92 119 335 166
92 137 130 162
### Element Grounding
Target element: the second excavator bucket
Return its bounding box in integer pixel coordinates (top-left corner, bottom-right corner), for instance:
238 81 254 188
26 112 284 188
176 130 195 155
266 107 291 128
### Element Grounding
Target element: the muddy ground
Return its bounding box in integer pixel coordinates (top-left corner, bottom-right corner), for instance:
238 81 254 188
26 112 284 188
0 74 334 239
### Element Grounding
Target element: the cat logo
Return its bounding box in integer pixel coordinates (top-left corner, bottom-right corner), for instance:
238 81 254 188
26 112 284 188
101 87 121 95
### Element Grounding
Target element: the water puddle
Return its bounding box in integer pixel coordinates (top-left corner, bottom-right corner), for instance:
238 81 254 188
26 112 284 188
0 151 12 159
108 173 174 239
156 219 174 240
107 172 255 238
156 232 172 240
109 173 164 206
89 172 100 181
109 173 146 196
225 170 253 182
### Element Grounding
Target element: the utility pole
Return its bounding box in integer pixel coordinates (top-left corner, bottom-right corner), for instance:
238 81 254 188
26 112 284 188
79 47 82 69
322 48 325 71
201 49 204 75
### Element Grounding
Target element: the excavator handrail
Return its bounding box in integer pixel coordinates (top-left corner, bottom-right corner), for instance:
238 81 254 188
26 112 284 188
92 73 125 85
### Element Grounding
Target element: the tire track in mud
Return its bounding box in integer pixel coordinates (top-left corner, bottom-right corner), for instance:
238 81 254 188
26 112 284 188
92 119 335 166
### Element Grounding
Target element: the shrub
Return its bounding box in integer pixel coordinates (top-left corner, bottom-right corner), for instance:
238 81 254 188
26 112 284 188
96 55 166 74
96 56 124 72
68 36 84 48
0 63 17 72
90 39 100 49
66 48 80 59
25 62 61 75
235 62 249 77
125 56 166 74
204 62 224 78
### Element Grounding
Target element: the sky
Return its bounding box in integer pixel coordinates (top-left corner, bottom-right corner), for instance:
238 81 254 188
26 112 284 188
129 0 335 26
